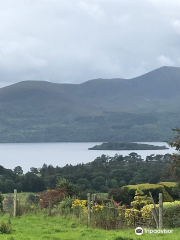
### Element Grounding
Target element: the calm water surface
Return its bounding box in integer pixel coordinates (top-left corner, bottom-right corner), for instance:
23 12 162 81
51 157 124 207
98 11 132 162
0 142 176 173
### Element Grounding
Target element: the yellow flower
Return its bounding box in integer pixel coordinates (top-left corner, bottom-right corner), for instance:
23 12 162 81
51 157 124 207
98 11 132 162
92 204 103 211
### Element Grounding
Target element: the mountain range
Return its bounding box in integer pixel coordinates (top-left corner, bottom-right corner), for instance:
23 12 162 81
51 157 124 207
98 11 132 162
0 66 179 142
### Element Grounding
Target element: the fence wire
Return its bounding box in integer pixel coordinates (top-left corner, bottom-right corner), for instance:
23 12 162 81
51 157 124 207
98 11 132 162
99 206 156 229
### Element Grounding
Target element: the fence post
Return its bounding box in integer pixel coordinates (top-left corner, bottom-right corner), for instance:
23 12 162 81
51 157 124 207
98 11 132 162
159 193 163 229
92 194 95 206
94 194 97 205
48 199 52 216
13 189 17 217
92 194 97 206
87 193 91 223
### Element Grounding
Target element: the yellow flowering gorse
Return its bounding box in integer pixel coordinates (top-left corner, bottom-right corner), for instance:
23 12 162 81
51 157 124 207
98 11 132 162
92 204 103 211
71 199 87 213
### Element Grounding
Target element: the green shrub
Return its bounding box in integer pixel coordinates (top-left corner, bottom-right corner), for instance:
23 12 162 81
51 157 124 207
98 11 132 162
163 189 174 202
59 196 75 215
131 189 151 210
38 187 67 209
123 184 163 203
97 197 111 205
56 178 82 197
0 192 4 212
26 194 39 204
78 189 95 200
71 199 87 217
140 201 180 228
0 221 12 234
108 187 132 205
159 182 178 200
16 200 39 216
90 206 124 230
163 201 180 227
123 183 174 203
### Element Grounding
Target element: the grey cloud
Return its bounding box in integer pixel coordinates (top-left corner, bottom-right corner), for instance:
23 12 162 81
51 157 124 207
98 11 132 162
0 0 180 86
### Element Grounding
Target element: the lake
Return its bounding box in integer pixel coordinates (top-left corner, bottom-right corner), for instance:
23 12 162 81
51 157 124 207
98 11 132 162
1 142 176 173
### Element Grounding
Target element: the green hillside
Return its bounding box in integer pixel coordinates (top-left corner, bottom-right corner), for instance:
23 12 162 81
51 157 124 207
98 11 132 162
0 66 179 142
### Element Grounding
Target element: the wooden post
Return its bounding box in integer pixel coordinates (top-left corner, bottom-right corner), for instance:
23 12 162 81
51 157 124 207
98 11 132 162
87 193 91 223
92 194 97 206
94 194 97 205
13 189 17 217
159 193 163 229
48 199 52 216
92 194 95 207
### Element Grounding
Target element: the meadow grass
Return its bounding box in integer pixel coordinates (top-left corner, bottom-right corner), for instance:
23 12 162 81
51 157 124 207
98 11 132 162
3 192 38 201
0 213 179 240
96 193 108 198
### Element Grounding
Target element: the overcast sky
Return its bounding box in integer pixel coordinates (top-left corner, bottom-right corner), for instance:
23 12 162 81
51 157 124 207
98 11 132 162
0 0 180 87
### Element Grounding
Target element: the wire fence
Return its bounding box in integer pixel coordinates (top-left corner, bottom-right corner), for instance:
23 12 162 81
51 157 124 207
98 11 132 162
2 191 156 230
99 206 156 229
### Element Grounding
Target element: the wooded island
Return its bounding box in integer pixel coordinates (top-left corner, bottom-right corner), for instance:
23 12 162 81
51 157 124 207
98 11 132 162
88 142 168 150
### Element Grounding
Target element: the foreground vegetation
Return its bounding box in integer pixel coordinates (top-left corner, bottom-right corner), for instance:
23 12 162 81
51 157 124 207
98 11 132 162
0 213 179 240
1 178 180 239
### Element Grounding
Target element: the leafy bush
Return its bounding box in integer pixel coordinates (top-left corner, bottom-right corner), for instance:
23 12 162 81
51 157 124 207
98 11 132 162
59 196 75 215
97 197 111 205
124 189 153 227
158 182 178 200
131 189 151 210
0 221 12 234
141 201 180 227
108 187 132 205
163 189 174 202
78 189 95 200
163 201 180 227
16 200 39 216
56 178 81 197
124 209 139 226
165 182 180 200
123 183 174 203
16 200 28 216
26 194 39 204
71 199 87 217
0 192 4 212
141 204 157 225
90 206 123 230
38 187 67 209
92 204 103 211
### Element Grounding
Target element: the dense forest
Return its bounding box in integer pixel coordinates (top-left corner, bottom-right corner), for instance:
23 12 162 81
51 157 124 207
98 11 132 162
0 152 174 194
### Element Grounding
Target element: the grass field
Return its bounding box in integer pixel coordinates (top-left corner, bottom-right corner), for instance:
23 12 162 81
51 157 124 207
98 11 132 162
3 192 38 201
0 213 179 240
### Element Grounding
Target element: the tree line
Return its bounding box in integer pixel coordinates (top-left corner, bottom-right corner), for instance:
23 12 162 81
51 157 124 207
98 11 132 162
0 152 173 194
